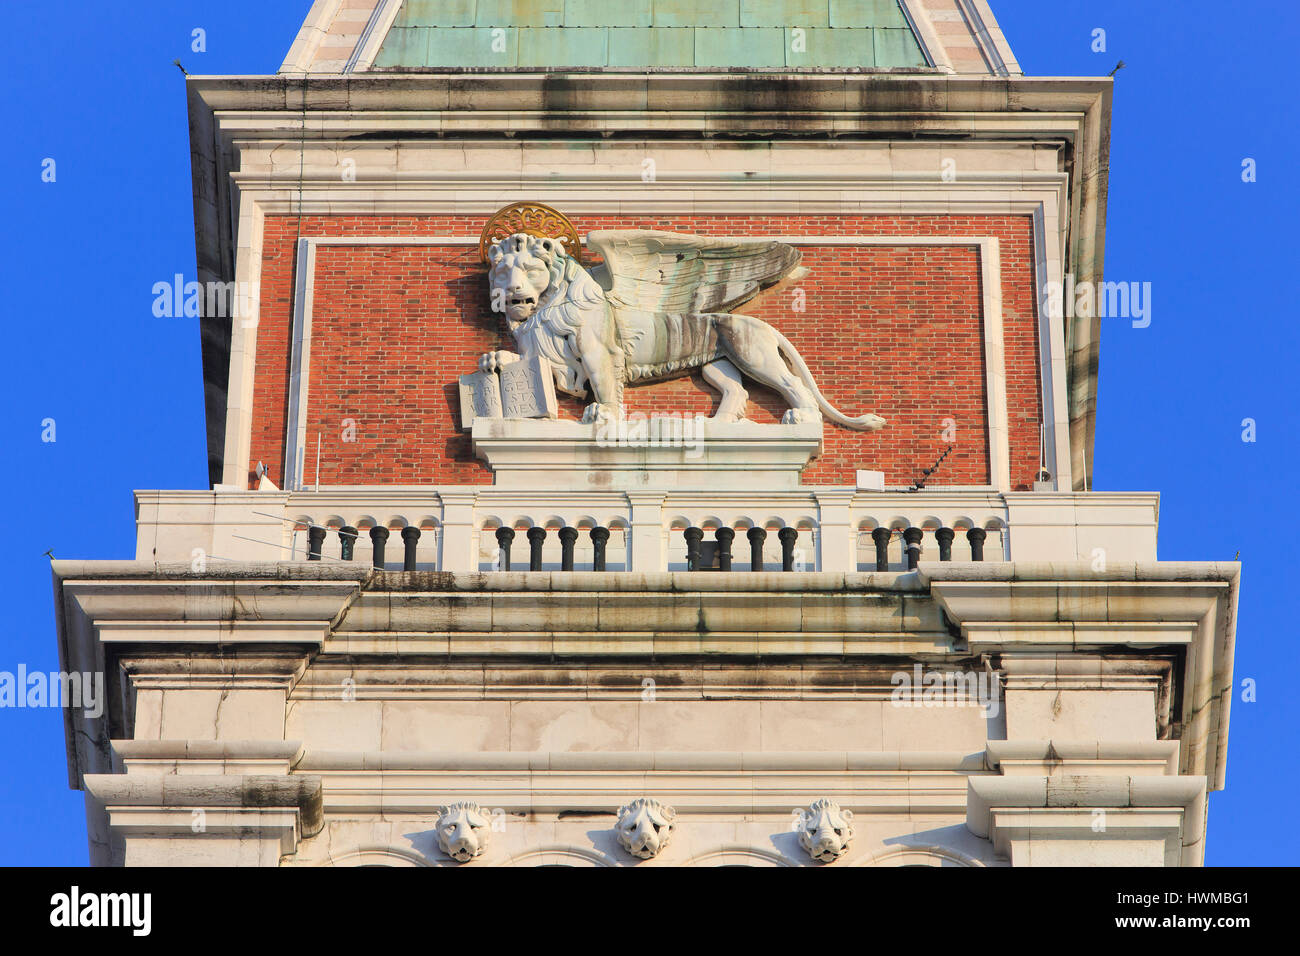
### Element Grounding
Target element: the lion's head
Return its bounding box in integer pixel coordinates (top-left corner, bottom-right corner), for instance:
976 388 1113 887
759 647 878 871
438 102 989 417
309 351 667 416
486 232 572 328
616 798 676 860
797 798 854 863
485 231 608 397
435 801 490 863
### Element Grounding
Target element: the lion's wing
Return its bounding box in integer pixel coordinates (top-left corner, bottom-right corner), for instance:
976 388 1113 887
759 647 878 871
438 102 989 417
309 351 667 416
585 230 801 318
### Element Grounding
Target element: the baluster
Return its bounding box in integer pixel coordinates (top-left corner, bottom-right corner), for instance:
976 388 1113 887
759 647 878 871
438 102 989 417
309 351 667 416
935 527 954 562
871 527 891 571
527 527 546 571
495 526 515 571
967 527 987 562
903 527 924 569
747 527 766 571
401 526 420 571
369 526 389 570
715 527 735 571
559 527 578 571
339 526 357 561
307 526 326 561
684 527 703 571
779 527 798 571
590 526 610 571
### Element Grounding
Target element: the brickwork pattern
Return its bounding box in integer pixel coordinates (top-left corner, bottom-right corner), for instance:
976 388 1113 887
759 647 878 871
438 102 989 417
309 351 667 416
250 214 1041 488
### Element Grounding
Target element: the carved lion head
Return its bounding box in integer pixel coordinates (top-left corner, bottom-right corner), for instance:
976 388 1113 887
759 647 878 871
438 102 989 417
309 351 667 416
797 798 855 863
486 232 570 327
435 801 490 863
616 798 677 860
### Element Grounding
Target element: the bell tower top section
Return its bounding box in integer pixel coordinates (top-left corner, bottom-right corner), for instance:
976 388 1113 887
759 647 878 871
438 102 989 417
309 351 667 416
281 0 1022 76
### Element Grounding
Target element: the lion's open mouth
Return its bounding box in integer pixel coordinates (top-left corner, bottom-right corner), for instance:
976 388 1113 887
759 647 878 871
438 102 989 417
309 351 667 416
509 296 536 309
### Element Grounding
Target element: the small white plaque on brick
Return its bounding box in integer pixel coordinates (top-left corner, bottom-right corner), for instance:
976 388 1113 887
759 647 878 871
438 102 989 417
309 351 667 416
855 469 885 491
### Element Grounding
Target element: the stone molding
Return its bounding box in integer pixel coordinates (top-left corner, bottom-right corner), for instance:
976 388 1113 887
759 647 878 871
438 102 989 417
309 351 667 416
966 775 1206 867
83 772 324 862
471 418 825 490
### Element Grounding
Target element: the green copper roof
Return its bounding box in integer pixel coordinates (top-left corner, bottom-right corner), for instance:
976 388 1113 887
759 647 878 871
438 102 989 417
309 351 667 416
373 0 929 70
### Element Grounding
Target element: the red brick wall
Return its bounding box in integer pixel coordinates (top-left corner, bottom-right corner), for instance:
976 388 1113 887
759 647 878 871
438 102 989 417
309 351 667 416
250 215 1041 488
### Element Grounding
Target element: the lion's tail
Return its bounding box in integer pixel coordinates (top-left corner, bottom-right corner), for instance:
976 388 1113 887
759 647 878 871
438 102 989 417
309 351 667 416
773 330 887 432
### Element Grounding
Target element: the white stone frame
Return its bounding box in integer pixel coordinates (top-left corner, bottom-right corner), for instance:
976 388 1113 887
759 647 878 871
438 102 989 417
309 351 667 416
279 234 1012 493
214 133 1077 492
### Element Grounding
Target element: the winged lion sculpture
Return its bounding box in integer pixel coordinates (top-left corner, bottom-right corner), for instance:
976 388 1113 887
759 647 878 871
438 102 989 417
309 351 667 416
480 229 886 432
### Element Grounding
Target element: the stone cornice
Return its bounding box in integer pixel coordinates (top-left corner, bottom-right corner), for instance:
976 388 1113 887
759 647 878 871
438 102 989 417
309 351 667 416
923 563 1238 794
966 774 1207 866
54 561 1235 797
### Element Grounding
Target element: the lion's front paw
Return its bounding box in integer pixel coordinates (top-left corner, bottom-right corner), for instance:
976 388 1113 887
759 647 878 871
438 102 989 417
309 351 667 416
581 403 618 426
478 350 521 373
782 407 823 425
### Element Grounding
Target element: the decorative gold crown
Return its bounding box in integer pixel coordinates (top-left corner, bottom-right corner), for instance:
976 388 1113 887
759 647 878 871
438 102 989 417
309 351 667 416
478 201 581 264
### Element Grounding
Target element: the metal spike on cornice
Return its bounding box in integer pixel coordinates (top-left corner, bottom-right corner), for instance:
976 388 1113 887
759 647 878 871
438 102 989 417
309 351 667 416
1108 60 1126 77
173 59 188 76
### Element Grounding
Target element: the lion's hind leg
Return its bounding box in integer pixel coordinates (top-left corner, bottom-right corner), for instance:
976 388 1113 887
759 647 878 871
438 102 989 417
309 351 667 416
701 358 749 423
712 314 820 424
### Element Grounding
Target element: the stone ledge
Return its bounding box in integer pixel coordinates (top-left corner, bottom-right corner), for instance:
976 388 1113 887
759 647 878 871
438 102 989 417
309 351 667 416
84 773 324 838
471 418 825 489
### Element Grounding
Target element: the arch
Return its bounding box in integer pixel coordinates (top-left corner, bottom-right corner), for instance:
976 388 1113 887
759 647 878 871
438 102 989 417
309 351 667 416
353 514 377 531
383 515 409 530
418 515 442 529
477 514 504 531
606 516 631 531
852 845 984 868
542 514 567 530
856 517 880 531
324 514 346 530
317 846 430 868
950 516 975 530
502 845 614 868
888 516 911 530
684 845 791 868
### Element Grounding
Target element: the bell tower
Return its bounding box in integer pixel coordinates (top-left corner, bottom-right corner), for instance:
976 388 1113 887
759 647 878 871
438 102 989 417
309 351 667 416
52 0 1236 867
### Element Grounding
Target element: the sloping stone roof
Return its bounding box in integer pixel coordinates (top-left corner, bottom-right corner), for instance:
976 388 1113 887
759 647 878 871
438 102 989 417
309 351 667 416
281 0 1021 75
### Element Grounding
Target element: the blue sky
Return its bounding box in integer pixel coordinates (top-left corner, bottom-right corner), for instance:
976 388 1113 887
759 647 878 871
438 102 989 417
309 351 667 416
0 1 1294 865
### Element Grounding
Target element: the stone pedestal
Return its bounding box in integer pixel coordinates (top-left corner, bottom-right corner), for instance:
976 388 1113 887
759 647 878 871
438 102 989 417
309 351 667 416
470 418 824 489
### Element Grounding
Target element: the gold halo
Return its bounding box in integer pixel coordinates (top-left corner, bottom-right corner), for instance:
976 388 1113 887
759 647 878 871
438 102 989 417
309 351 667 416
478 201 581 264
